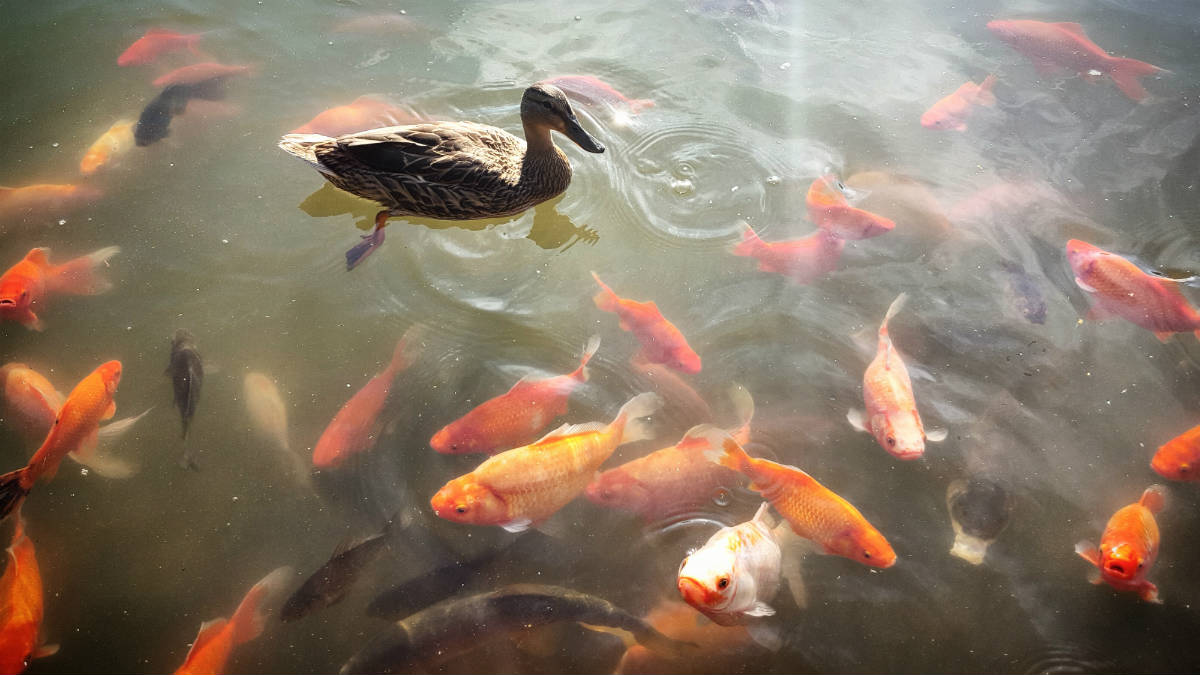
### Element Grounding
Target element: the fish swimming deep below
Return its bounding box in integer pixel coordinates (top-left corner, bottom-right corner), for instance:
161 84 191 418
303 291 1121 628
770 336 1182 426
152 62 252 88
731 222 844 285
1075 485 1167 603
0 513 58 674
167 330 203 458
1152 422 1200 482
280 517 398 622
135 78 230 147
174 567 291 675
626 352 713 428
613 599 759 675
79 121 134 175
946 478 1013 565
921 75 997 131
539 75 655 113
430 392 663 532
117 28 204 66
0 247 119 331
591 272 701 374
0 185 102 227
291 96 425 136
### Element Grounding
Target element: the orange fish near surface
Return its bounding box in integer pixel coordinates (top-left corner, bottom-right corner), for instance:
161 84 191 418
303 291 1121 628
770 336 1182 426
0 514 57 674
1152 423 1200 482
701 430 896 568
152 63 252 88
312 329 423 469
847 294 947 460
921 75 997 131
731 223 844 285
0 247 120 331
591 272 701 374
290 96 425 136
1066 239 1200 342
805 175 895 240
431 392 662 532
0 361 122 521
540 75 655 114
80 121 135 175
1075 485 1167 603
117 28 204 66
431 336 600 455
174 567 290 675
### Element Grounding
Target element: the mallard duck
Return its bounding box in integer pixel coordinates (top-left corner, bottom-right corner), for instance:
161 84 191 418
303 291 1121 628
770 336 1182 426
279 83 605 269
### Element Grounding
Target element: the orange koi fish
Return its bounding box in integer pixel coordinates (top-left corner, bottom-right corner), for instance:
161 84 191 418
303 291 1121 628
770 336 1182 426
613 599 755 675
1075 485 1167 603
920 75 996 131
1067 239 1200 342
0 361 122 520
731 223 843 284
430 392 662 532
0 514 57 674
628 352 712 427
591 272 701 374
80 121 135 175
290 96 424 136
805 175 895 240
431 336 600 455
117 28 204 66
540 75 655 113
1152 423 1200 482
152 63 252 88
0 247 119 331
702 430 896 568
312 329 422 469
847 294 946 459
174 567 290 675
0 184 101 226
987 19 1165 101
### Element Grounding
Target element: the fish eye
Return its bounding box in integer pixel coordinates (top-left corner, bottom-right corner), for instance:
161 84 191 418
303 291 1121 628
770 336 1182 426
1138 562 1144 569
455 505 468 514
717 576 729 589
863 551 872 559
886 437 895 446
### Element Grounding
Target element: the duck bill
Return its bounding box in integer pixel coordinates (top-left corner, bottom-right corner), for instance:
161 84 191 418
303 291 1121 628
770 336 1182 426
563 115 605 153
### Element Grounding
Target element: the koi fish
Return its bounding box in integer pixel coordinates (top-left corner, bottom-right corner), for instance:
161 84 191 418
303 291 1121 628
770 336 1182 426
987 19 1165 101
0 247 119 331
80 121 135 175
677 502 780 627
920 75 996 131
628 352 713 428
701 430 896 568
0 361 122 521
430 392 662 532
805 175 895 240
281 518 397 622
1151 423 1200 482
152 63 252 88
946 478 1012 565
1066 239 1200 342
613 599 757 675
243 372 290 453
431 336 600 455
167 330 203 450
0 184 101 226
291 96 424 136
117 28 204 66
312 328 423 469
135 79 229 147
731 223 843 284
174 567 290 675
591 272 701 374
847 294 947 460
1075 485 1167 603
0 514 57 674
540 75 655 113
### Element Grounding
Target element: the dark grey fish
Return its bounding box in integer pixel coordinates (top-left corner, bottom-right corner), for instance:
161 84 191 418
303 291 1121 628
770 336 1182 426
135 77 230 147
340 584 695 674
281 517 397 622
1000 260 1047 325
946 478 1013 565
166 330 203 465
366 556 491 621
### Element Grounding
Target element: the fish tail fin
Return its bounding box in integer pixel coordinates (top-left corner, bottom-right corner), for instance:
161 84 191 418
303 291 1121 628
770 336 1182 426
571 335 601 382
976 74 997 105
880 292 908 337
727 384 755 444
1109 57 1163 102
278 133 332 168
46 246 120 295
591 271 619 313
386 324 426 376
1139 484 1168 514
613 392 664 445
229 566 291 646
628 98 656 114
0 468 32 523
732 221 764 257
695 425 753 474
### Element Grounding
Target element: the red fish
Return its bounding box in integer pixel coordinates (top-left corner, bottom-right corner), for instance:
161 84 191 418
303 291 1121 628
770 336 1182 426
1151 423 1200 482
0 185 101 227
591 272 701 374
0 361 122 521
117 28 204 67
731 223 843 284
921 75 996 131
291 96 425 136
0 513 57 674
1075 485 1167 603
1066 239 1200 342
987 19 1165 101
152 63 252 88
628 352 712 428
614 599 754 675
312 330 422 468
431 336 599 455
174 567 290 675
0 247 119 331
805 175 895 239
540 75 655 113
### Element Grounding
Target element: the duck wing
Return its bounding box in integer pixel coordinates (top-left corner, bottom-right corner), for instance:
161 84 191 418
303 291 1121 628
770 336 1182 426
330 123 522 188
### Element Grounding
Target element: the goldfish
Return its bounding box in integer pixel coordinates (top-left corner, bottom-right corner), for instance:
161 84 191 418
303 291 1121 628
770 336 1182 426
1151 423 1200 482
431 392 662 532
702 430 896 568
79 121 135 175
731 223 844 284
431 336 599 455
0 247 119 331
0 184 101 226
174 567 290 675
946 478 1012 565
1075 485 1167 603
117 28 204 66
243 372 290 453
167 330 203 448
152 63 252 88
920 75 997 131
291 96 425 136
591 272 701 374
987 19 1165 101
540 75 655 113
0 514 57 674
312 328 423 469
805 175 895 240
628 352 712 428
677 502 781 627
1066 239 1200 342
613 600 757 675
0 361 122 521
847 294 947 460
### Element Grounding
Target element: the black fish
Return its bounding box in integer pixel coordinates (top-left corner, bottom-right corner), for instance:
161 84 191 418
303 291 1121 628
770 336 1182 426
340 584 694 674
134 77 230 147
366 557 490 621
1000 260 1047 325
281 517 398 622
166 329 203 465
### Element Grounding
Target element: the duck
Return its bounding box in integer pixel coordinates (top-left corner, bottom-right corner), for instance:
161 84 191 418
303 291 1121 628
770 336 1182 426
278 83 606 269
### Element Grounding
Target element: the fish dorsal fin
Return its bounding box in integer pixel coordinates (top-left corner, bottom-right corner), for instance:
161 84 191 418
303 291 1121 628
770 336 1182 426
32 644 59 659
504 373 541 395
332 535 363 557
24 248 50 267
186 618 229 659
1053 22 1086 36
882 340 894 370
532 422 606 445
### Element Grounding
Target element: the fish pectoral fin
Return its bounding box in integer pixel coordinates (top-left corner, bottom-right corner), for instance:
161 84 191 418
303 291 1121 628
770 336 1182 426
1140 583 1162 604
1074 540 1100 567
1154 331 1174 343
925 427 948 442
577 622 635 648
1052 21 1087 36
32 644 59 660
1074 276 1097 293
745 601 775 618
102 401 116 421
846 409 869 433
532 422 604 445
953 122 967 132
501 518 533 533
744 621 783 652
1084 304 1114 321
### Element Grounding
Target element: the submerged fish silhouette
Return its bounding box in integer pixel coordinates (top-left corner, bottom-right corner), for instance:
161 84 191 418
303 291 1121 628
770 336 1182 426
281 516 399 622
135 77 230 147
166 329 203 467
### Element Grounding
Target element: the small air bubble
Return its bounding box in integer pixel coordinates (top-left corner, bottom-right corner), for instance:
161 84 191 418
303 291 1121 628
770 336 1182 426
80 468 89 477
766 175 780 186
712 488 732 507
51 142 59 148
58 219 66 226
221 239 229 244
779 62 791 70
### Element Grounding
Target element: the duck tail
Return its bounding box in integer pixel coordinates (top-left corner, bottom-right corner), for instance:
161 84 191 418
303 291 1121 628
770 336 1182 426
278 133 331 167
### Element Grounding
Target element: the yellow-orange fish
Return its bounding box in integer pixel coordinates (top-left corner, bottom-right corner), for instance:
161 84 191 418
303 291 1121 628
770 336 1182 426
80 121 134 175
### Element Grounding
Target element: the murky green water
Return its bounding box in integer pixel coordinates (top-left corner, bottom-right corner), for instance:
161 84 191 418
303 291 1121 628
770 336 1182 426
2 0 1200 673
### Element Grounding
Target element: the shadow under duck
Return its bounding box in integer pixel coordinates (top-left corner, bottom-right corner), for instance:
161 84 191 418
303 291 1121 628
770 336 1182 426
278 83 605 269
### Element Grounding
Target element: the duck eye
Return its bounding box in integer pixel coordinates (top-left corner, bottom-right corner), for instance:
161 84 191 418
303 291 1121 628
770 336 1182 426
540 100 553 110
717 577 729 589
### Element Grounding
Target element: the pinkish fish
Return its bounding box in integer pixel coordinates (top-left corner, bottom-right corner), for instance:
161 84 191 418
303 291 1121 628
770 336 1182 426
152 63 252 88
921 75 997 131
540 75 655 113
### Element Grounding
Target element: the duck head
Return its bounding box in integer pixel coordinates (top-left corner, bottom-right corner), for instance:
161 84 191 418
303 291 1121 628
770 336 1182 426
521 84 605 153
